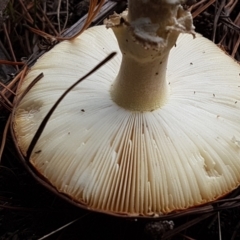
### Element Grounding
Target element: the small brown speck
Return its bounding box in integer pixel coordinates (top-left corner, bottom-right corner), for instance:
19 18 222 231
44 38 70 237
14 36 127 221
155 72 158 75
35 150 41 154
190 62 193 65
213 94 215 97
160 61 162 64
81 109 85 112
126 39 128 42
235 101 238 104
194 91 195 94
168 82 171 85
217 115 220 118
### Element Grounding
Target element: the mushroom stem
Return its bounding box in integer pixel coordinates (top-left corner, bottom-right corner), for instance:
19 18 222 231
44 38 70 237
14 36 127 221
106 0 195 111
110 27 178 111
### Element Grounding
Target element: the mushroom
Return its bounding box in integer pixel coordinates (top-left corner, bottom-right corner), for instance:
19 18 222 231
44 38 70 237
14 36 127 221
12 0 240 217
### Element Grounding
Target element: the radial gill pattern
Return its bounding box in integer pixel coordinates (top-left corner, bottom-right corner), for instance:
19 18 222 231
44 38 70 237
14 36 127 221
13 26 240 216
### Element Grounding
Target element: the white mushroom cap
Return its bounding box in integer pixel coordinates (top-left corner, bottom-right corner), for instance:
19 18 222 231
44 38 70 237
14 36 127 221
13 25 240 216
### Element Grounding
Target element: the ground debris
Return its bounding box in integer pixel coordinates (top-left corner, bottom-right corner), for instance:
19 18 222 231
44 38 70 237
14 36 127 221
145 220 174 240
